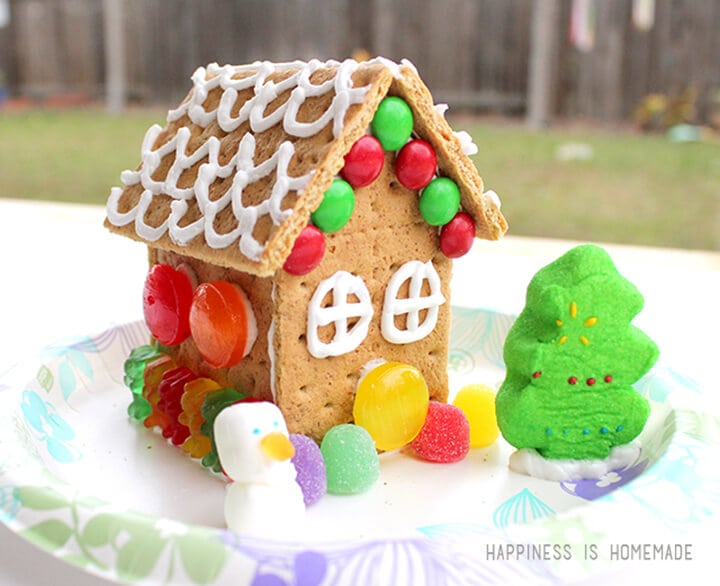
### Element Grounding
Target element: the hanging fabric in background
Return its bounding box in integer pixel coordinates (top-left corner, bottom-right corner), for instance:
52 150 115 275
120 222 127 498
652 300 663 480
0 0 9 29
632 0 655 32
570 0 596 52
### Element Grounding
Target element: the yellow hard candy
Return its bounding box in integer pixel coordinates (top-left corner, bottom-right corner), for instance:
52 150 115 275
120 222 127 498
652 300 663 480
353 361 429 451
452 384 499 448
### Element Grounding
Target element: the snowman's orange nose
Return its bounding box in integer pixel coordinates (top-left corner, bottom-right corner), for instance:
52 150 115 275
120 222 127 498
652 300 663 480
260 432 295 461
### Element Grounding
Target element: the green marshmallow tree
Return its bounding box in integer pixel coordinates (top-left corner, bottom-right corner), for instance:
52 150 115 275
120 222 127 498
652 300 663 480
496 244 659 460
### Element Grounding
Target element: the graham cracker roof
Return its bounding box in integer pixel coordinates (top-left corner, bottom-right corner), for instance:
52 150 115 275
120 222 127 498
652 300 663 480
105 58 507 276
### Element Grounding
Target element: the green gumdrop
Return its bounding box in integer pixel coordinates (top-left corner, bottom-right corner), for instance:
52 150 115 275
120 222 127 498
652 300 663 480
419 177 460 226
320 424 380 495
127 395 152 422
200 388 247 472
371 97 414 151
311 179 355 233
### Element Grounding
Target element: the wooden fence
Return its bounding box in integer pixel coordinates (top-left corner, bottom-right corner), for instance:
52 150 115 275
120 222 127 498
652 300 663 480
1 0 719 122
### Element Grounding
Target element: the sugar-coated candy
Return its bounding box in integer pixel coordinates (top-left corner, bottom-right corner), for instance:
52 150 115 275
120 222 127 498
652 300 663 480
340 135 385 188
320 424 379 495
311 179 355 233
453 384 500 448
200 387 248 472
419 177 461 226
353 361 429 451
143 264 194 346
283 225 326 275
190 280 257 369
439 212 475 259
142 355 176 431
289 434 327 506
157 367 196 445
395 139 437 190
180 377 221 458
411 401 470 463
371 97 413 151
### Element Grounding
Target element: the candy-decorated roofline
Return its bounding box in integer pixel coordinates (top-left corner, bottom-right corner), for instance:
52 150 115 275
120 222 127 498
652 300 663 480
105 57 507 277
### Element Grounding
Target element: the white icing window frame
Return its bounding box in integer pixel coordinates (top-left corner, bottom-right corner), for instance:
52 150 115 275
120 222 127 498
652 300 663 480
307 271 374 359
381 260 446 344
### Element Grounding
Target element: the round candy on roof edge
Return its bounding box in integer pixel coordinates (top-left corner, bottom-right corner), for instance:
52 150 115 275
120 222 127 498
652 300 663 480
371 97 414 151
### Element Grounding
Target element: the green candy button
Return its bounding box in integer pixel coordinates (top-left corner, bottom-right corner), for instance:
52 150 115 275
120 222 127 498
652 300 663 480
371 97 414 151
312 178 355 233
419 177 461 226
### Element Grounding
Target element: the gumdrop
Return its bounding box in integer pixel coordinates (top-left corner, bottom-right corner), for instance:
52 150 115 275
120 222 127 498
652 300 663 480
290 434 327 506
452 384 500 448
411 401 470 463
320 424 379 495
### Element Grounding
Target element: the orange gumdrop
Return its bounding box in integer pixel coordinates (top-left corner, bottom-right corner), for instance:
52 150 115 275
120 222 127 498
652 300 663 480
180 377 221 458
189 281 257 369
142 355 176 431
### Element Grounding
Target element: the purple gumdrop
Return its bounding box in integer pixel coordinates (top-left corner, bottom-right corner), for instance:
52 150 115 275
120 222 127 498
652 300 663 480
290 433 327 506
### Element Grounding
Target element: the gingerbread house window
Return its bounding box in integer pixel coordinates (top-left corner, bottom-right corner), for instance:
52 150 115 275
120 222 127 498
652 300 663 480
381 260 446 344
307 271 374 358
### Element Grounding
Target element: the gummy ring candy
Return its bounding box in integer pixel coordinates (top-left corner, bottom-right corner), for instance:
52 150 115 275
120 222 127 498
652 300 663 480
189 281 258 369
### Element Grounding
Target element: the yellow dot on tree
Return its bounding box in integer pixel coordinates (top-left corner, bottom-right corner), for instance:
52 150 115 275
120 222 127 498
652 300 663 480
452 384 500 448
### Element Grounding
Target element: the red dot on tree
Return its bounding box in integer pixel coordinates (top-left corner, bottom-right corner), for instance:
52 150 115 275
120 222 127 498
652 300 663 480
283 225 326 275
587 378 596 386
568 376 578 385
439 212 475 258
340 135 385 188
604 375 613 383
395 139 437 190
532 371 542 379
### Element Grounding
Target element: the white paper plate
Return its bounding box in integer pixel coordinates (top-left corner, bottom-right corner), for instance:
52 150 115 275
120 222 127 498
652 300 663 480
1 308 718 585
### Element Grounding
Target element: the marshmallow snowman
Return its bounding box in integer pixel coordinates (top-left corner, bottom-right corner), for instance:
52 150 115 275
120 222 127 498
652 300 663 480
214 401 305 537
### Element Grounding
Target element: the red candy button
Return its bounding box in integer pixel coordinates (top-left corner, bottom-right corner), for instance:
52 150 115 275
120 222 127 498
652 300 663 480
283 225 326 275
143 264 194 346
340 135 385 188
395 139 437 190
190 281 256 369
439 212 475 258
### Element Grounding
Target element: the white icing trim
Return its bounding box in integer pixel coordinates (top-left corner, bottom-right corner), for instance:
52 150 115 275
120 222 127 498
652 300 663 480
306 271 373 359
267 284 277 401
109 57 414 262
509 444 642 482
483 189 502 209
381 260 446 344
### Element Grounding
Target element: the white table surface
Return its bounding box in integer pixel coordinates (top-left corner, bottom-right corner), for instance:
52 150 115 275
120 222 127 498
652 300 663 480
1 198 718 585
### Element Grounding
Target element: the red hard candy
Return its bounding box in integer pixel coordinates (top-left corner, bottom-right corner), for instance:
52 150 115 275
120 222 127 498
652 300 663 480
395 139 437 190
439 212 475 258
143 264 194 346
283 225 326 275
341 135 385 188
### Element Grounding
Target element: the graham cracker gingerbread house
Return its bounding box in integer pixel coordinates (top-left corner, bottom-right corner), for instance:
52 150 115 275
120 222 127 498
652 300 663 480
106 57 507 441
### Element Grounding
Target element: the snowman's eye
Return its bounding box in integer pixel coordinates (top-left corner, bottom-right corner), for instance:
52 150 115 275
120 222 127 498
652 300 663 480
273 420 279 428
252 427 260 435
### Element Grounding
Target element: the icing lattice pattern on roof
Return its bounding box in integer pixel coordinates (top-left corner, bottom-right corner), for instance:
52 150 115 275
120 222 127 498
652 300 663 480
106 59 382 262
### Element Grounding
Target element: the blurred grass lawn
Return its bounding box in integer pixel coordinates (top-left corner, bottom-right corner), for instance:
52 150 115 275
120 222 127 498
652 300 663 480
1 109 718 250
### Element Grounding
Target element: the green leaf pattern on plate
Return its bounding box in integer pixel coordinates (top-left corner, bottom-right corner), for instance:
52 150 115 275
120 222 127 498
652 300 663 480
14 486 227 584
